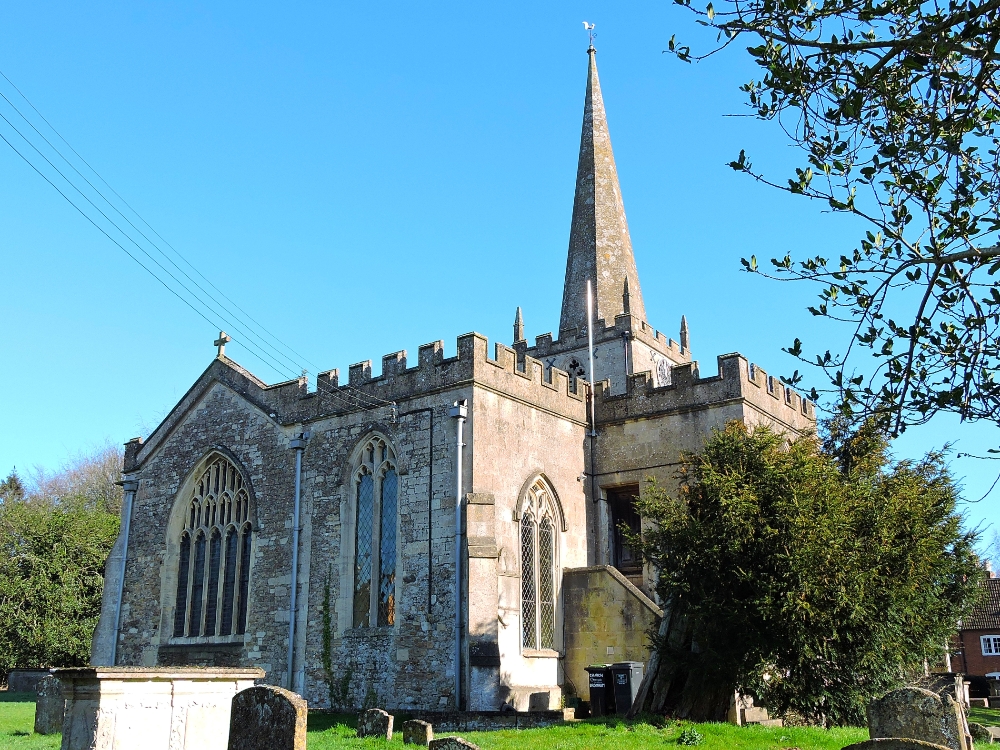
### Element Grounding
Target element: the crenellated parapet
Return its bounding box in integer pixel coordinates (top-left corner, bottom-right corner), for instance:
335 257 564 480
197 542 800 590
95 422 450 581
137 332 589 462
595 352 816 433
519 311 691 367
329 333 586 423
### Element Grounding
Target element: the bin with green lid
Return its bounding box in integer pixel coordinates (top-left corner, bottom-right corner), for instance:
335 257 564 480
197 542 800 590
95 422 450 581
585 664 614 717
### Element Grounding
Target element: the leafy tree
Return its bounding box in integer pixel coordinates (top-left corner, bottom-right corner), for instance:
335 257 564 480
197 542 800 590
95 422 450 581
0 471 25 504
0 445 123 676
668 0 1000 433
635 421 983 725
0 499 119 677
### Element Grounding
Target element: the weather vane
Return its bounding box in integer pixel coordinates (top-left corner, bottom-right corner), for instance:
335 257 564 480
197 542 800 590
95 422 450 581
582 21 596 49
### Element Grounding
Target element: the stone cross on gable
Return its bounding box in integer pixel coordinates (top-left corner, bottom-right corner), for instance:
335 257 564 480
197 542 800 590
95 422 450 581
214 331 231 358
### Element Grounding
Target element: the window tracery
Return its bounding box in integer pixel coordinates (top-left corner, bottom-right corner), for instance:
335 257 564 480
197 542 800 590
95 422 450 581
352 436 398 628
172 456 253 638
520 478 559 650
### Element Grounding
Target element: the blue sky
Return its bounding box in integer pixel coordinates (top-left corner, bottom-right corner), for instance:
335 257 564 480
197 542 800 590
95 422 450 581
1 2 996 549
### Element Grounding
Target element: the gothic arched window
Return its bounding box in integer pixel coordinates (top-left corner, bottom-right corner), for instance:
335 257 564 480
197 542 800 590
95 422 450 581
172 456 253 638
521 479 558 650
353 436 398 628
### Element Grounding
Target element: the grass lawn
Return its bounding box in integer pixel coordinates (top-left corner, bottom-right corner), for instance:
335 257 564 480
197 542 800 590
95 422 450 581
306 714 868 750
0 694 58 750
0 696 994 750
969 704 1000 726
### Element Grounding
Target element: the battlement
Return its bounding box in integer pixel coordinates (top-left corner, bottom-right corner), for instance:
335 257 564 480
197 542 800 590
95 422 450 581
595 352 815 431
213 332 589 426
134 331 591 465
522 312 690 365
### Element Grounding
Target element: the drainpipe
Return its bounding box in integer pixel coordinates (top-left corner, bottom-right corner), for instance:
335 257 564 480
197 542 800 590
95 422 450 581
448 399 468 710
288 431 308 692
111 477 138 666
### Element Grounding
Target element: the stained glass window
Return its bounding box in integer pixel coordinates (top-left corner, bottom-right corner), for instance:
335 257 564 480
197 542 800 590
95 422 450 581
352 436 399 629
520 479 559 652
378 468 398 626
172 455 254 639
353 472 374 628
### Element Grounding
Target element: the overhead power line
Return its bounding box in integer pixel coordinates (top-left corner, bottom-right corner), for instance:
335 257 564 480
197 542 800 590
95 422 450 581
0 69 394 413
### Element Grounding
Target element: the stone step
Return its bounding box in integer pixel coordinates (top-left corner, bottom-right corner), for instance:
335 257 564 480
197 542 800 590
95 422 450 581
741 707 770 724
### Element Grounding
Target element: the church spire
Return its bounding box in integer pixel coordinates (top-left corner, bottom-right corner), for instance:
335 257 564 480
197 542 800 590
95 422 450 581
559 46 647 334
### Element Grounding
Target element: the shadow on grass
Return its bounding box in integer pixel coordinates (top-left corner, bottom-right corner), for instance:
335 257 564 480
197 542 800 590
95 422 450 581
0 693 36 703
969 705 1000 726
308 712 358 733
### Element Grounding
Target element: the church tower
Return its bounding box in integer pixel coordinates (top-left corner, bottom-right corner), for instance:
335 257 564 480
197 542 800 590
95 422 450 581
515 46 690 394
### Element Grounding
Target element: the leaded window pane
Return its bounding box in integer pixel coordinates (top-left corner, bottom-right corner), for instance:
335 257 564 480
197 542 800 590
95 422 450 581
173 533 191 637
521 515 536 649
205 531 222 636
221 528 238 636
189 533 206 636
539 518 555 650
175 456 254 641
354 473 374 627
378 468 398 626
237 524 251 634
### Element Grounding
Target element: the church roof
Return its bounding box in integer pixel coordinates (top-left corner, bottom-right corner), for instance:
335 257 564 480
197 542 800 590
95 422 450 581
560 46 647 334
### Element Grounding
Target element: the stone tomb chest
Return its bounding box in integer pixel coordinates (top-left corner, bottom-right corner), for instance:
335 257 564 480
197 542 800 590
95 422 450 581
55 667 264 750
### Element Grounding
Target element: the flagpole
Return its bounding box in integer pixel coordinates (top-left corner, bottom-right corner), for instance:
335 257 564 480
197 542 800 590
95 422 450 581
587 279 596 437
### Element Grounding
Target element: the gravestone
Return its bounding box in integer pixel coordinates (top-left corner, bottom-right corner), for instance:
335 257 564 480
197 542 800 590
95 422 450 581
967 723 991 744
9 669 50 694
357 708 393 740
428 738 480 750
33 675 64 735
227 686 307 750
866 687 969 750
403 719 433 745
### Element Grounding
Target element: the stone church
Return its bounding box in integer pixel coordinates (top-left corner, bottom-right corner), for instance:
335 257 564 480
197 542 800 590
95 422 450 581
91 46 814 712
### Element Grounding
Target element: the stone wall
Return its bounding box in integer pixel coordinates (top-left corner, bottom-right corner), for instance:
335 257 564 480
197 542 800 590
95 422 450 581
300 393 467 711
116 383 296 682
467 385 589 710
562 566 662 702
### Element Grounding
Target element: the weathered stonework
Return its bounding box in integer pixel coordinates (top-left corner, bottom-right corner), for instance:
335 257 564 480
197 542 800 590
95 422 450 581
228 686 307 750
428 738 480 750
93 45 816 717
55 667 262 750
33 675 63 735
562 567 662 703
868 688 969 750
8 669 49 694
357 708 393 740
843 741 953 750
403 719 433 745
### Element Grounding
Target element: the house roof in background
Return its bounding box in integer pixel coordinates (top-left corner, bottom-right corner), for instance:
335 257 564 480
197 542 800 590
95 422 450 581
963 577 1000 630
